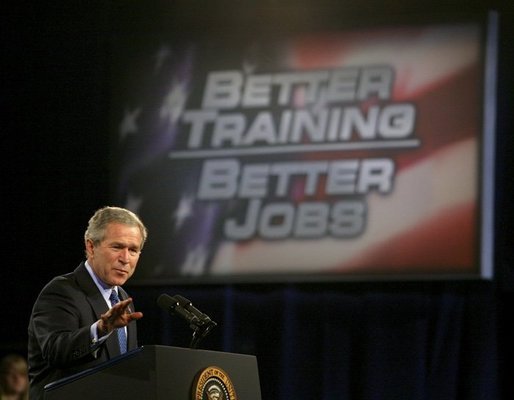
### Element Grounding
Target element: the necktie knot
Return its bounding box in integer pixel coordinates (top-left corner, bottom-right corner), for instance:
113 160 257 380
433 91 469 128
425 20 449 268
110 289 120 306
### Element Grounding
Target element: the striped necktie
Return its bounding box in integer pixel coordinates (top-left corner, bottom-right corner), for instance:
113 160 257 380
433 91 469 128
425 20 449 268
109 289 127 354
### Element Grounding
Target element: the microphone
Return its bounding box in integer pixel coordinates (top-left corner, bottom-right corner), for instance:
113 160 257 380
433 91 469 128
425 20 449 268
157 294 201 327
157 293 218 349
173 294 214 325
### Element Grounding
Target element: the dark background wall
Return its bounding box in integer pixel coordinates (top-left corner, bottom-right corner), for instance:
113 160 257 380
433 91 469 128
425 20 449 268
2 1 514 399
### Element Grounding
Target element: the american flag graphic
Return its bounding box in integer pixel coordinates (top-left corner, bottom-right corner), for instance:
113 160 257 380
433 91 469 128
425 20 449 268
111 19 495 282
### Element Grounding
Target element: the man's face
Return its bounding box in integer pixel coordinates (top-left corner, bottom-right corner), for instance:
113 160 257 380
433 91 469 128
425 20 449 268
86 222 143 287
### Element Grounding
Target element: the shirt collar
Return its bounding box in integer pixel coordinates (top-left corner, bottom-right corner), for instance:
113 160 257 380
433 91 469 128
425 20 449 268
85 260 117 305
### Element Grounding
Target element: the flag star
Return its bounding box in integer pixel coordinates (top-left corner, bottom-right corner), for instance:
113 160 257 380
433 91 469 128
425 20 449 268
242 59 256 75
119 107 141 141
125 193 143 214
155 45 171 72
160 82 187 125
180 245 207 276
173 194 194 231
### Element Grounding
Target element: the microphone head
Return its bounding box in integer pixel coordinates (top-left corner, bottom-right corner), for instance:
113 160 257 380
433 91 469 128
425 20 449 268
157 293 177 310
173 294 191 306
157 293 217 348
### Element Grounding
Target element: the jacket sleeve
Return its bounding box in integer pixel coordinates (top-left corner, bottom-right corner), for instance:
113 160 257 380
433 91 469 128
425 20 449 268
29 276 102 368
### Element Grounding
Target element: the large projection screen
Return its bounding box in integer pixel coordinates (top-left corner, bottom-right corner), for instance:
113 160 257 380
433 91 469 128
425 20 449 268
110 11 497 284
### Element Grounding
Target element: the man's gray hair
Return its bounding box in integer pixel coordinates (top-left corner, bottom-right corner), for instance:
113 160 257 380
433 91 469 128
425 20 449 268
84 206 148 249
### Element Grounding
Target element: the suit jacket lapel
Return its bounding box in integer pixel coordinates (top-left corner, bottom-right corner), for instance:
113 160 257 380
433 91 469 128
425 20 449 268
73 263 122 357
74 263 108 316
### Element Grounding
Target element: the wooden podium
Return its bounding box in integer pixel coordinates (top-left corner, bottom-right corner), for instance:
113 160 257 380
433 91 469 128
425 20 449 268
44 345 261 400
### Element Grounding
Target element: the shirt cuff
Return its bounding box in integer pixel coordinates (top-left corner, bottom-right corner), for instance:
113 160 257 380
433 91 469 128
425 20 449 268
91 321 112 344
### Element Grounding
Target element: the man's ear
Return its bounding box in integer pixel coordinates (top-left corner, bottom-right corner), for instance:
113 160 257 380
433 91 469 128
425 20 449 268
85 239 95 257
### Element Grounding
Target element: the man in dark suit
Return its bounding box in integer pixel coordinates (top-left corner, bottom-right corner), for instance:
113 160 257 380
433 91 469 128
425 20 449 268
27 206 148 399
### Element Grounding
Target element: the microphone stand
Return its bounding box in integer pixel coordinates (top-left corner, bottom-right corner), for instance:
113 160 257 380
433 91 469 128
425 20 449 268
190 319 217 349
160 294 217 349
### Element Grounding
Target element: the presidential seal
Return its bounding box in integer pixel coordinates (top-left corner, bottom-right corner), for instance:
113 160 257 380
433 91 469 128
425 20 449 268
192 366 237 400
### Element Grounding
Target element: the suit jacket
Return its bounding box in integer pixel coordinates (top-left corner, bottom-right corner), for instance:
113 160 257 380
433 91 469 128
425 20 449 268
28 262 138 399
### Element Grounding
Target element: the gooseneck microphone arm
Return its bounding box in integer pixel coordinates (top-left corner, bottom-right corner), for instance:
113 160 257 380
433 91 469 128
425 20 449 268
157 294 217 349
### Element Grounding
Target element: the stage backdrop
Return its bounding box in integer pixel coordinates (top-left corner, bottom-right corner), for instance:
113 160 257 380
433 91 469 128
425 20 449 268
110 12 497 284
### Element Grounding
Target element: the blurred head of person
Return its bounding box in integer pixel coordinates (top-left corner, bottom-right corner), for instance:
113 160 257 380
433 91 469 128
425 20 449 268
0 354 28 400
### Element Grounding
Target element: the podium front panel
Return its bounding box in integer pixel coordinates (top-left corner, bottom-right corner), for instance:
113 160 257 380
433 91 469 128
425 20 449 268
44 345 261 400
